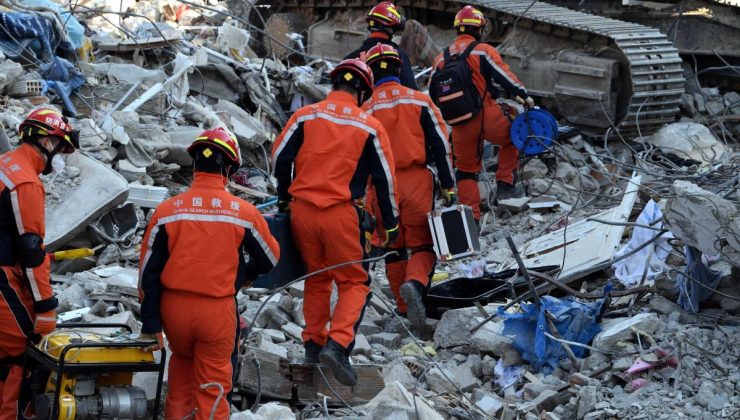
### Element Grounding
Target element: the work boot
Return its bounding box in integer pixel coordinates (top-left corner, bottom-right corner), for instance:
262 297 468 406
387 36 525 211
399 281 427 330
496 180 525 201
319 339 356 386
304 340 322 364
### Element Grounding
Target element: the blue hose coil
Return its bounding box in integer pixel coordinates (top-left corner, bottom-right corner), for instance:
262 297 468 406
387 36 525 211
509 109 558 156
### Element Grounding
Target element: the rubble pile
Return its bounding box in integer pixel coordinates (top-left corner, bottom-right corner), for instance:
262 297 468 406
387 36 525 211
0 0 737 419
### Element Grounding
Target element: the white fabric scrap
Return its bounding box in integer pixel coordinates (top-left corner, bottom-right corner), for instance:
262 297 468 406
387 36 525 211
612 200 674 287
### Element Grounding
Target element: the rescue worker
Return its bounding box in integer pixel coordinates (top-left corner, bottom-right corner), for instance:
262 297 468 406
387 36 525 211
362 43 455 330
139 128 279 420
272 58 399 386
346 2 418 89
431 5 535 220
0 108 78 418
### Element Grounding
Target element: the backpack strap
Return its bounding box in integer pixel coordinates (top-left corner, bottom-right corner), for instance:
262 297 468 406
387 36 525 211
458 41 480 60
443 46 451 63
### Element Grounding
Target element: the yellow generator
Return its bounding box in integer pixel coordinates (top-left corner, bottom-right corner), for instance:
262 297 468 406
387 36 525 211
23 323 166 420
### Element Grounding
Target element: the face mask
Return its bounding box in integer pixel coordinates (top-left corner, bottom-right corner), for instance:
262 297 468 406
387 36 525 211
51 154 66 175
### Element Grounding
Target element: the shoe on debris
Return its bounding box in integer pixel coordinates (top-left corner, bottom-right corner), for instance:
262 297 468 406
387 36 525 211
304 340 322 364
496 181 526 201
400 281 427 330
319 338 357 386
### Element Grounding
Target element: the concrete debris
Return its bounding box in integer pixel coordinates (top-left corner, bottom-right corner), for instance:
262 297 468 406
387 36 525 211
592 312 660 349
4 1 735 418
360 381 444 420
230 402 294 420
665 180 740 267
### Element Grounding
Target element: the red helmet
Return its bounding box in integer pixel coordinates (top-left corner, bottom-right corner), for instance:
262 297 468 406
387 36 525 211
329 58 375 101
365 43 402 68
18 108 78 153
367 2 405 31
187 127 242 166
454 5 485 29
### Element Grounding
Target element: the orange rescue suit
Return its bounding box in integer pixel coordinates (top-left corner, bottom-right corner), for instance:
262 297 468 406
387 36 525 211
0 144 56 420
139 172 279 420
431 34 529 219
363 79 454 312
272 90 399 350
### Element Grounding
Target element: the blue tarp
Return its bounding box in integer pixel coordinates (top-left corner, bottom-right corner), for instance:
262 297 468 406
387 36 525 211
23 0 85 50
676 246 722 313
498 291 609 372
41 56 84 115
0 12 73 61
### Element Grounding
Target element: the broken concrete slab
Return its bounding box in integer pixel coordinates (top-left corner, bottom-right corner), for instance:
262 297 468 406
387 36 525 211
352 334 372 357
368 332 402 348
281 322 303 342
505 173 641 282
381 359 415 386
231 402 294 420
215 99 268 145
499 196 531 212
518 388 561 415
665 180 740 267
45 153 129 251
592 312 660 349
472 388 505 417
57 283 86 311
471 319 514 356
360 381 444 420
645 123 730 165
433 307 482 348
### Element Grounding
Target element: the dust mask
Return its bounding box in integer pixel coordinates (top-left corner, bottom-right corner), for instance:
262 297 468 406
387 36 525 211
51 154 66 175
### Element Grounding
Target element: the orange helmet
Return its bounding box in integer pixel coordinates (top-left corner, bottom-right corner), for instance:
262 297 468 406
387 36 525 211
187 127 242 167
367 2 405 31
454 5 485 29
365 43 402 68
330 58 375 103
19 108 78 153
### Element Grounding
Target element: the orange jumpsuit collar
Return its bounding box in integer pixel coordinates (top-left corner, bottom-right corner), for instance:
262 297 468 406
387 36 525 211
326 90 358 105
455 33 477 43
17 143 46 174
369 32 391 40
192 171 229 189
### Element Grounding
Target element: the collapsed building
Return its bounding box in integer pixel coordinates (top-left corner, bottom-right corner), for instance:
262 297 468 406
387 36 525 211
0 0 738 419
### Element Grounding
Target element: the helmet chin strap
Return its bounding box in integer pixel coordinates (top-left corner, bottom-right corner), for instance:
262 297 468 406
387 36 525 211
31 139 65 175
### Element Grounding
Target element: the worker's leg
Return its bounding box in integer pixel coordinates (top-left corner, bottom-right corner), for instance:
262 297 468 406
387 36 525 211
323 202 370 350
451 112 485 220
0 269 34 420
396 168 436 328
292 200 332 347
161 291 196 419
385 250 408 313
481 102 518 185
191 296 236 420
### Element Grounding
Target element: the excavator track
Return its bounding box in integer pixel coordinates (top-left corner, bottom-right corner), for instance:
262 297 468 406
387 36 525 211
270 0 686 136
469 0 685 136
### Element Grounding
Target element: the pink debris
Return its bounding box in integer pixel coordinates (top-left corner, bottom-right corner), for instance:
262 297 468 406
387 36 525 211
626 378 651 392
626 348 678 375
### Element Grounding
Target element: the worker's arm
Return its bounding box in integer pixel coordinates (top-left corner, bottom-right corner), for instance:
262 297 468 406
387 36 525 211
398 49 419 90
362 128 399 229
240 212 280 284
11 182 56 313
138 213 169 334
420 100 455 189
476 45 528 99
271 113 305 205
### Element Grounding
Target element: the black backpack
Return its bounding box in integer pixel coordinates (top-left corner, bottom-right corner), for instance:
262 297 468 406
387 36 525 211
430 42 481 126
